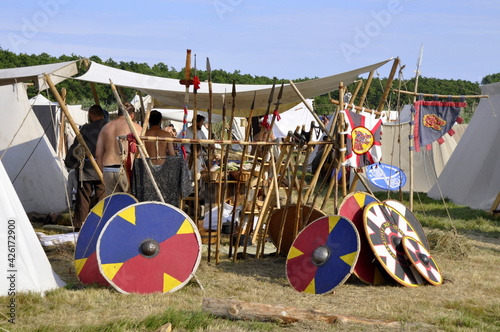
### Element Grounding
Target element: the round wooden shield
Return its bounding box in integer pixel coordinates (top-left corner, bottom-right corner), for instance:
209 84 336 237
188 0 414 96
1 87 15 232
363 202 424 287
366 163 406 190
402 236 443 286
268 205 326 255
338 192 385 285
286 215 360 294
74 193 138 286
383 199 430 251
97 202 202 294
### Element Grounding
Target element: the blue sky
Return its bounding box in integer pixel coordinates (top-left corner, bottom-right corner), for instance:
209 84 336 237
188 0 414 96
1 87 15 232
0 0 498 83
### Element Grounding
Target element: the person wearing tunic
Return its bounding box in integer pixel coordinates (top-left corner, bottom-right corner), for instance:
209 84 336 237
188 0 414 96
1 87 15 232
65 105 107 230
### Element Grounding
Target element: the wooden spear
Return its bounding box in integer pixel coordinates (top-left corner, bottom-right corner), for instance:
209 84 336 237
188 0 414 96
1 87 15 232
235 80 276 259
231 92 256 262
206 57 215 262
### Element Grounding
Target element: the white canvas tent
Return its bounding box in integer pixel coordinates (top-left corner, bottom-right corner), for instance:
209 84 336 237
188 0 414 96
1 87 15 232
354 120 466 193
0 83 69 214
428 82 500 211
272 99 318 139
29 93 87 156
0 60 78 90
75 59 394 116
0 158 66 295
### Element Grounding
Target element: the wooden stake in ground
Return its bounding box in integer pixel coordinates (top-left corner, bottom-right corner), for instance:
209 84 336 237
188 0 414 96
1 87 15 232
202 297 405 327
206 57 215 262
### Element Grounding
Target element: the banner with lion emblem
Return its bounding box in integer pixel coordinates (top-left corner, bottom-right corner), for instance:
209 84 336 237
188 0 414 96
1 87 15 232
413 100 466 152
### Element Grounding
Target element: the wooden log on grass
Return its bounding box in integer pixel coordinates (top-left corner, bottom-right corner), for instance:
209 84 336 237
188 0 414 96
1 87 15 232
202 297 404 327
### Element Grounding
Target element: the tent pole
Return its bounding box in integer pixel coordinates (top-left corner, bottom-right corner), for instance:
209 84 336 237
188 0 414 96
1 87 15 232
377 57 400 113
89 82 100 105
357 70 375 108
349 79 364 105
140 98 153 136
137 92 146 126
45 74 104 184
57 88 67 159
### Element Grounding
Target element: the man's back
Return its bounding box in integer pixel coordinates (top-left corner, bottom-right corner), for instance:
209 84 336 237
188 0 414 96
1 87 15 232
96 117 142 168
145 127 174 165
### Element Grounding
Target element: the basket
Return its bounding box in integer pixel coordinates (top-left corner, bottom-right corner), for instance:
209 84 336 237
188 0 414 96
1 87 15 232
201 170 221 181
229 170 251 182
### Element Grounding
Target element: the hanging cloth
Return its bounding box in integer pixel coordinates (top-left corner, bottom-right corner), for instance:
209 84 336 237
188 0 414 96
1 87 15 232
344 109 382 168
412 98 466 152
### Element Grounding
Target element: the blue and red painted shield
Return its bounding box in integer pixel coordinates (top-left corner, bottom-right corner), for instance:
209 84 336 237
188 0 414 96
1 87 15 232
286 215 360 294
338 192 385 285
363 202 424 287
96 202 201 294
402 236 442 286
74 193 138 286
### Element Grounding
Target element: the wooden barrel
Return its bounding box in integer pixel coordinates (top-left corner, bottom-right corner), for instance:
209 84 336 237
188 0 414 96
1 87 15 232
267 205 326 255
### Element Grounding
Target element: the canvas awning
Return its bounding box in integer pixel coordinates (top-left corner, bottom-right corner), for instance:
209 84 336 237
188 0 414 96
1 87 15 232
0 60 79 90
75 58 394 117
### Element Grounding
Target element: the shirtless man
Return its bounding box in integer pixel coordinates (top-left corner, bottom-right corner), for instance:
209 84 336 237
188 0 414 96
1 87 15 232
144 110 176 165
95 102 142 195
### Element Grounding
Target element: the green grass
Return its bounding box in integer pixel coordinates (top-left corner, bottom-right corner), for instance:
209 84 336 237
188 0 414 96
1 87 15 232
5 189 500 332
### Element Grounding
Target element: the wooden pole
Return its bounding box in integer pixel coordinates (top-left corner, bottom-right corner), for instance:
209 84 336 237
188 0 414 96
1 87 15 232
202 297 406 327
57 88 67 159
45 74 104 183
206 57 215 262
140 99 153 136
137 92 146 126
329 99 384 116
339 82 347 197
89 82 100 105
109 80 165 203
215 96 227 264
377 57 400 113
349 79 363 104
357 70 375 107
393 89 489 99
276 134 303 254
294 146 314 229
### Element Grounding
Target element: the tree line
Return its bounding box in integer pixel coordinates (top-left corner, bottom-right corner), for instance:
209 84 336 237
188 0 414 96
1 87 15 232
0 48 493 121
